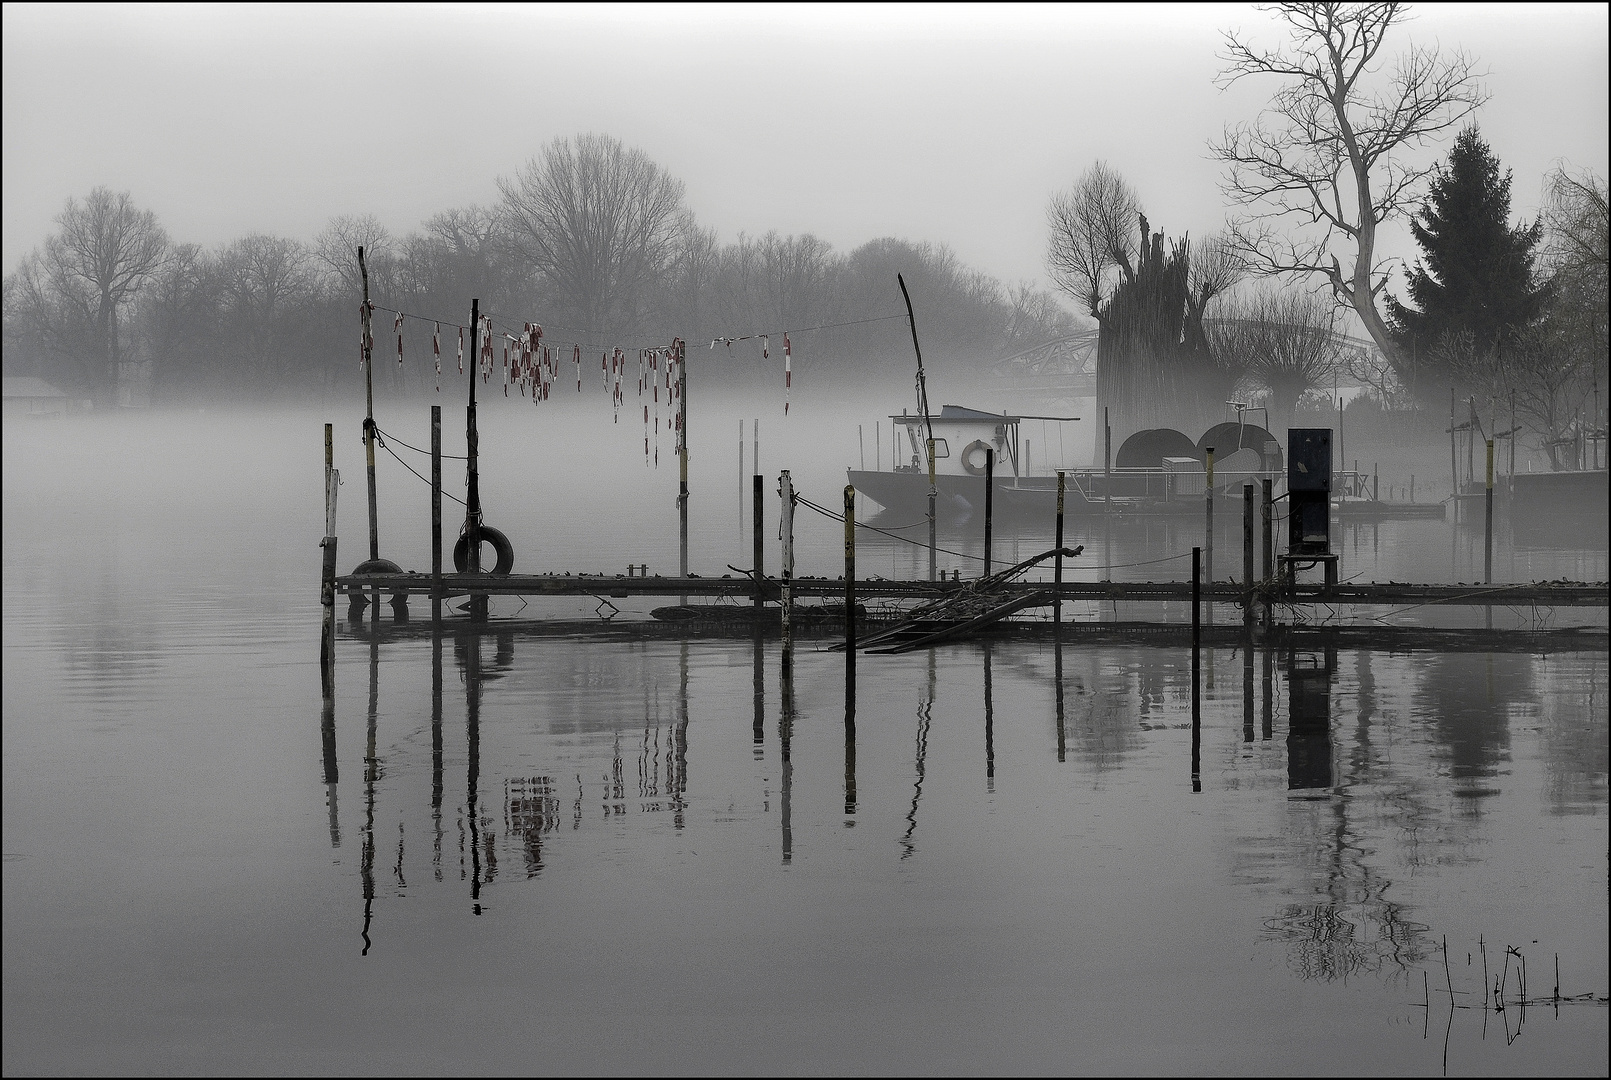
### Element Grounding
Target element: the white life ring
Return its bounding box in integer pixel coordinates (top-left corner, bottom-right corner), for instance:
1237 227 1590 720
960 440 993 476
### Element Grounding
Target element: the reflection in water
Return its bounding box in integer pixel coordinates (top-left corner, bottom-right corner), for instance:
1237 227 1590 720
1054 637 1066 763
1286 645 1335 792
984 642 995 792
900 650 936 860
780 645 793 866
360 636 381 955
752 632 765 759
844 650 857 819
1258 644 1432 984
431 633 443 881
321 671 340 849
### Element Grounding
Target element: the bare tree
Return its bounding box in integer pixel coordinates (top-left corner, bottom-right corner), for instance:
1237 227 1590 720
1045 161 1141 317
43 188 169 404
313 214 393 299
216 234 315 392
1212 2 1486 372
497 133 686 338
1208 286 1344 431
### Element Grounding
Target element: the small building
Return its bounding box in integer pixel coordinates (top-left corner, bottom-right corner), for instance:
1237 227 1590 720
2 376 93 418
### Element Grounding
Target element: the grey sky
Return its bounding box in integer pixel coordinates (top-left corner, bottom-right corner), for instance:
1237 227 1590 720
4 2 1606 311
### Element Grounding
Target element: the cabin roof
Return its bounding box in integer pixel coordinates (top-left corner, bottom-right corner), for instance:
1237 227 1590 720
892 405 1019 425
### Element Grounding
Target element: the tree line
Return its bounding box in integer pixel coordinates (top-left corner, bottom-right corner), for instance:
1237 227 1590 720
3 132 1079 408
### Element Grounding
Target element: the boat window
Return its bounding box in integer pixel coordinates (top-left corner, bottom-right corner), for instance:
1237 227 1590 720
931 438 950 458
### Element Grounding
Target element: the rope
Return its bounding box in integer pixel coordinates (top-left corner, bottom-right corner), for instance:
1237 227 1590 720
372 429 467 506
372 424 467 459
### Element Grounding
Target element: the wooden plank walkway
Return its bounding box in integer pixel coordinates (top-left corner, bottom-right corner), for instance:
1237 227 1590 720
336 572 1608 608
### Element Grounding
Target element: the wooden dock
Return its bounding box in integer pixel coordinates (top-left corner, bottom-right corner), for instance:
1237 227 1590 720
336 571 1608 608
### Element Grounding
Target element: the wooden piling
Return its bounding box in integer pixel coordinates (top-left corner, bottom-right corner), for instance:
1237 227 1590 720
1485 439 1495 585
1243 482 1255 626
677 338 688 606
431 405 442 627
1054 471 1066 627
927 437 938 582
781 470 794 676
321 423 338 674
844 485 856 657
752 473 764 610
465 298 485 621
983 448 994 578
1204 446 1215 587
359 249 379 566
1103 406 1111 514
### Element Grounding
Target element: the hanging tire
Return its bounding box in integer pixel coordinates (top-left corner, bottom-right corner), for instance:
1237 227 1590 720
960 439 992 476
453 526 515 575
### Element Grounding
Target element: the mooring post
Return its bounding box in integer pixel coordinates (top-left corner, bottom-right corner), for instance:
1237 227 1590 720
1205 446 1215 582
677 338 689 607
983 448 994 578
1103 406 1112 514
1484 439 1495 585
465 298 485 621
321 423 338 675
1373 462 1379 503
927 438 938 583
1054 471 1066 627
431 405 442 627
1261 477 1274 628
1243 482 1255 626
844 484 856 659
359 248 379 566
752 473 764 610
1192 545 1202 791
780 470 794 677
738 420 745 535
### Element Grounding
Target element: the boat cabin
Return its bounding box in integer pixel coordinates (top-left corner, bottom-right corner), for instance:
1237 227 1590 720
894 405 1024 478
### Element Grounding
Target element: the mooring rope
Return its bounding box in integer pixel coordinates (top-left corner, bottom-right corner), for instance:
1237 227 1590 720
371 424 468 459
372 428 468 506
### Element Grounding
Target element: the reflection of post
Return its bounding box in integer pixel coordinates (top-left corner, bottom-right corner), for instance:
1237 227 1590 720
1484 439 1494 585
431 629 443 881
321 423 339 676
780 648 794 866
1261 645 1274 742
983 642 995 791
900 651 936 859
844 647 857 819
1191 546 1202 792
1243 483 1255 626
465 633 484 908
1054 635 1066 762
1243 645 1255 743
674 641 689 829
1286 645 1335 790
1261 478 1274 628
844 485 857 659
361 634 379 955
321 659 339 848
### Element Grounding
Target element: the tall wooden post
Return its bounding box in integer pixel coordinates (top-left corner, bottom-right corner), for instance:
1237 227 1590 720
927 438 938 582
1054 471 1066 626
1205 446 1215 587
677 339 689 606
752 474 764 610
1103 406 1112 514
465 299 485 621
321 424 338 676
1484 439 1495 584
359 248 378 564
983 448 994 578
844 485 856 658
1243 482 1255 626
780 470 794 677
1261 477 1274 628
431 405 442 627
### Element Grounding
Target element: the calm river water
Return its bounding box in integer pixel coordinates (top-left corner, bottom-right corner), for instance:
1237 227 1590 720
3 402 1607 1075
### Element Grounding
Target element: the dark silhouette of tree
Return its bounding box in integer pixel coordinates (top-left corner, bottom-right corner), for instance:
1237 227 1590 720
1208 287 1344 432
1386 125 1547 388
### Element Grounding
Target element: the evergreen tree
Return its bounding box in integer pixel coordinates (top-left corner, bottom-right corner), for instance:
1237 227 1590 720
1388 125 1547 393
